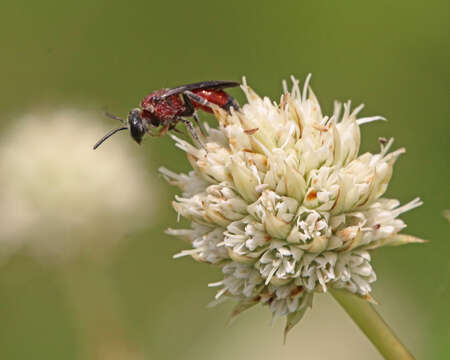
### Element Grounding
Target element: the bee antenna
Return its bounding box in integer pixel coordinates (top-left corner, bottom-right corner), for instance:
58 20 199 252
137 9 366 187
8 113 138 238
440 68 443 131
93 127 128 150
105 112 125 124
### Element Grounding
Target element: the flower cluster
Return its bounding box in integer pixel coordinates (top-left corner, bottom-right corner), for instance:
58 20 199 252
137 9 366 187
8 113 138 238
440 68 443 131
162 76 423 335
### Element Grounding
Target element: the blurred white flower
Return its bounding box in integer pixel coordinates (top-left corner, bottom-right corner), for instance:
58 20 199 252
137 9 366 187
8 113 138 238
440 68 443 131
0 109 158 263
443 210 450 222
162 76 424 335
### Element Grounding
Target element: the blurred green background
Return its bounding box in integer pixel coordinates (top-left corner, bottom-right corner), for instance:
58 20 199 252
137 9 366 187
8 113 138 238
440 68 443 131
0 0 449 359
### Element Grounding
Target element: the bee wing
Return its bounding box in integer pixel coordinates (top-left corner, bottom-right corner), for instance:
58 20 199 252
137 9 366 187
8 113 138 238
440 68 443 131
159 80 240 99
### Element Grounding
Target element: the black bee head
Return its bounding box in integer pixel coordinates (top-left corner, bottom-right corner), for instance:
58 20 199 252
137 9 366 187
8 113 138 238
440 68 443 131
127 108 146 144
92 109 146 150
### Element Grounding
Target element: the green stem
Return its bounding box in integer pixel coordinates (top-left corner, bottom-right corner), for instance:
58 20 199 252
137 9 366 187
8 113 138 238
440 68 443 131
330 289 414 360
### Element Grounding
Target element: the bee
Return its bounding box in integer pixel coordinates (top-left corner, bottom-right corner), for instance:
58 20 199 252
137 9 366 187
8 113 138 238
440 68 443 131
93 80 239 149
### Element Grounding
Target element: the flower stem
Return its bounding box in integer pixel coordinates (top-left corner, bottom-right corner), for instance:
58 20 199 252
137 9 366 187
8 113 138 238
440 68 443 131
330 289 414 360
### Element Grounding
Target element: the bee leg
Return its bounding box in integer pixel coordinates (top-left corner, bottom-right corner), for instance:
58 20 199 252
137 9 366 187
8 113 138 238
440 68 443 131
158 123 171 137
182 93 207 137
192 111 207 137
145 125 158 137
184 90 239 114
223 96 240 112
181 118 205 149
170 125 186 136
184 91 215 109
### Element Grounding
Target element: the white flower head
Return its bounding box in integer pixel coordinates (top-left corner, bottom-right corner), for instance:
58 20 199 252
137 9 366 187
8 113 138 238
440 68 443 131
163 76 424 335
0 110 158 264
